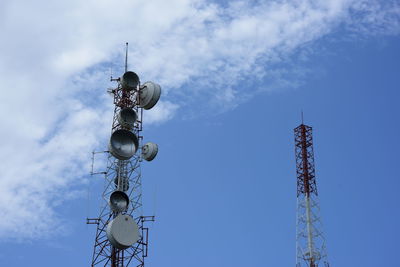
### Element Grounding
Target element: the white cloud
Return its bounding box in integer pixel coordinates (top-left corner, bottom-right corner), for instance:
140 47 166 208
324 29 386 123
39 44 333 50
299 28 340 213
145 101 180 125
347 0 400 35
0 0 398 240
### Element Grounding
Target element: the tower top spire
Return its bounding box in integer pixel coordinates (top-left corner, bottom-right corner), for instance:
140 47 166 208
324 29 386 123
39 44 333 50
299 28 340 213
125 42 129 72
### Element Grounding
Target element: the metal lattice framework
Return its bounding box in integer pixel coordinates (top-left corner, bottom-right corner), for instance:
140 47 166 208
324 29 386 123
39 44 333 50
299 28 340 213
87 74 154 267
294 124 329 267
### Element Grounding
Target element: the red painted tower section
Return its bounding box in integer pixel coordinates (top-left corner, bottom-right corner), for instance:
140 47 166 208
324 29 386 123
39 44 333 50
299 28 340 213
294 123 329 267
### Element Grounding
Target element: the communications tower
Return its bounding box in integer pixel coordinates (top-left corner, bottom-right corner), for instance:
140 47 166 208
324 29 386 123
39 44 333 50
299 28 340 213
294 121 329 267
88 43 161 267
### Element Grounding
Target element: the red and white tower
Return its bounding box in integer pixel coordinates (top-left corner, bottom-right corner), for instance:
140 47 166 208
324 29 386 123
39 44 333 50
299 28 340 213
294 122 329 267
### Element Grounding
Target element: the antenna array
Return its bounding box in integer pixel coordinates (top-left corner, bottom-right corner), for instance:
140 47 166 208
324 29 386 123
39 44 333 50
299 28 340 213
88 44 161 267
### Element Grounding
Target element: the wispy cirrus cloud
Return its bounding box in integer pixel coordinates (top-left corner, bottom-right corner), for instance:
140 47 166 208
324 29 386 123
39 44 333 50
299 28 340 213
0 0 398 240
347 0 400 35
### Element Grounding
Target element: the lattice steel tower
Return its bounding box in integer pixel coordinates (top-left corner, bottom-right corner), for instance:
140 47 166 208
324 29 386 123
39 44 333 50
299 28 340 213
294 121 329 267
88 43 161 267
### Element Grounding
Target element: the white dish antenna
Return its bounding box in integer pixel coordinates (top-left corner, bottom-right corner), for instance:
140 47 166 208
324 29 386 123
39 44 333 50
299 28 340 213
109 129 139 160
142 142 158 161
106 214 139 249
117 108 137 129
139 82 161 110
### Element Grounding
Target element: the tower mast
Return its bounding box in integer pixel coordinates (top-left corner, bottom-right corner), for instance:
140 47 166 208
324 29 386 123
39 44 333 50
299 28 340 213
294 122 329 267
88 45 162 267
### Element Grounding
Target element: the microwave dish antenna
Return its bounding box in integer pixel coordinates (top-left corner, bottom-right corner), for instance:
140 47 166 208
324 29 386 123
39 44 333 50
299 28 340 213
118 108 137 129
139 82 161 110
109 191 130 212
121 71 140 91
109 129 139 160
142 142 158 161
106 214 140 249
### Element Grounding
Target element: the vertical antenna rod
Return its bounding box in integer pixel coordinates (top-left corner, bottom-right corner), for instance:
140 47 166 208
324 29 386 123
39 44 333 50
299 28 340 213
125 42 128 72
294 120 329 267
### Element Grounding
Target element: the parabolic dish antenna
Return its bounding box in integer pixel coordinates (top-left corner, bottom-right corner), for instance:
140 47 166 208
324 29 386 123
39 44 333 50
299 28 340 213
106 214 139 249
142 142 158 161
109 129 139 160
109 191 129 212
139 82 161 110
121 71 139 91
118 108 137 129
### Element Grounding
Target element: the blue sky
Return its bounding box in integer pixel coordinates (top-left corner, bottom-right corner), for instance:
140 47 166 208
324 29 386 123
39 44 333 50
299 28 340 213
0 0 399 266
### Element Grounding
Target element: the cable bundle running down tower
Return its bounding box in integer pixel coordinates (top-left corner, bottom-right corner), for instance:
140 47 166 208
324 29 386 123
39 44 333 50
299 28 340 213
88 43 161 267
294 122 329 267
